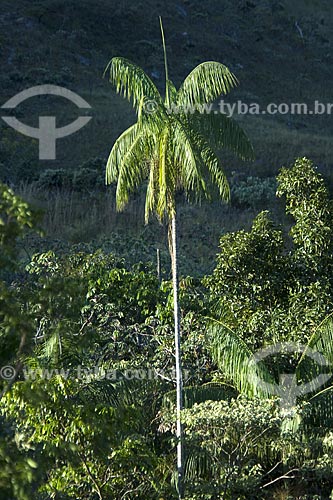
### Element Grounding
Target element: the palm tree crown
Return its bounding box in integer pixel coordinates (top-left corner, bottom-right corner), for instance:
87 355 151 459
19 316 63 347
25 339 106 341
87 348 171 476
105 42 253 223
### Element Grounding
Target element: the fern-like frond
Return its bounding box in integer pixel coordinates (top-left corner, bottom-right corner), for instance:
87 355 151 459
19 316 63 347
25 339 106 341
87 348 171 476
198 140 230 202
162 382 237 411
208 319 274 397
185 449 213 482
114 126 156 211
169 117 205 200
105 57 163 113
189 111 255 160
177 62 238 106
145 156 158 223
305 386 333 429
296 314 333 389
106 124 138 185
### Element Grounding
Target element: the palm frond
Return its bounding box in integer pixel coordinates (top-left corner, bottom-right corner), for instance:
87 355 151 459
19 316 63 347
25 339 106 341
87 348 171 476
40 330 62 361
198 139 230 201
184 128 230 202
208 319 274 397
145 156 158 223
77 378 139 407
304 313 333 364
115 135 146 211
156 126 169 219
169 117 206 200
296 314 333 390
177 62 238 107
189 111 255 160
166 79 178 103
105 57 163 113
114 127 156 211
162 382 237 411
185 449 213 482
105 124 138 185
305 386 333 429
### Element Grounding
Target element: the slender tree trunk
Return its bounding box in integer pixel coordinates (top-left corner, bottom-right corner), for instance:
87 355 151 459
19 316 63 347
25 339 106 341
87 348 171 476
170 214 184 499
156 247 161 284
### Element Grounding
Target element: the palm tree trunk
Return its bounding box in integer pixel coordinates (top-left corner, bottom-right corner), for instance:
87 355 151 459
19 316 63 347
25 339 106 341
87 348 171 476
170 214 184 499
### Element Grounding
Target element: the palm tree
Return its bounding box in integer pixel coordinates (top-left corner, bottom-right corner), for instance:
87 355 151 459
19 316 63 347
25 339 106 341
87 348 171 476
104 18 253 498
207 314 333 426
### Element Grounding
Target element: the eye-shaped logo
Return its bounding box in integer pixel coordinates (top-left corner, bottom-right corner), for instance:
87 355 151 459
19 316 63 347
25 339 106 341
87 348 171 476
250 342 332 409
1 85 92 160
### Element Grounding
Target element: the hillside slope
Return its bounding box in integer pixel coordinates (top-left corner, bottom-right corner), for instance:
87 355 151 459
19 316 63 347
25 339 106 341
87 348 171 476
0 0 332 181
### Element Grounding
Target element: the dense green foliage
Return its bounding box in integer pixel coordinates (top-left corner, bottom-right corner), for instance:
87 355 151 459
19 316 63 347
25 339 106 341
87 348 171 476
1 2 333 497
1 158 333 499
205 158 333 348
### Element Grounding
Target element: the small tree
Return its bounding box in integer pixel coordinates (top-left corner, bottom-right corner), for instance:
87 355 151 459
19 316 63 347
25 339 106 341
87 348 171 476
104 19 253 497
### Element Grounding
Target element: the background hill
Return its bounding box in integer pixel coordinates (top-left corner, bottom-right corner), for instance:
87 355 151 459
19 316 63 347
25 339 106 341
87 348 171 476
0 0 332 274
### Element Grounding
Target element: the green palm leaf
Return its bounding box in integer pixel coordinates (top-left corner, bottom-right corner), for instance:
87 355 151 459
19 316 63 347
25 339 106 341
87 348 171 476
145 156 159 222
177 61 238 107
162 382 237 411
197 136 230 201
105 57 163 113
185 449 213 482
115 131 149 211
169 117 206 198
105 123 138 185
208 319 274 397
189 111 255 160
305 386 333 429
296 314 333 389
156 126 170 219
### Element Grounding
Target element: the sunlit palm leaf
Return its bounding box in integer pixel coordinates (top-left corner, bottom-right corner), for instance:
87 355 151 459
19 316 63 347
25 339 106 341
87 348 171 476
145 156 158 223
105 124 138 184
40 329 62 360
166 79 178 103
156 126 169 219
115 135 147 210
169 118 206 199
189 111 255 160
208 319 274 397
105 57 163 113
114 127 156 211
177 62 238 106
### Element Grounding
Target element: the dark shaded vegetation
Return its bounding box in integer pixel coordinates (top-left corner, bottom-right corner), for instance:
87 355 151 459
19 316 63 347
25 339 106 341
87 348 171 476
1 159 333 499
1 0 333 498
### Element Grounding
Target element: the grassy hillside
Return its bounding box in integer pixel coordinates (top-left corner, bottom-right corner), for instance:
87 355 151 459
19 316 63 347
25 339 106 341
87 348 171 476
1 0 332 274
1 0 333 175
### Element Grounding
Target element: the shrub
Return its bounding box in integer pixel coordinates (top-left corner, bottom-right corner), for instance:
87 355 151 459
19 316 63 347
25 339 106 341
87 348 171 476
36 168 73 190
231 176 277 208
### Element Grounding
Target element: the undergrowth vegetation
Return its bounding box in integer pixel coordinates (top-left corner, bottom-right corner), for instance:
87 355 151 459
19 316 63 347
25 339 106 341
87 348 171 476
1 158 333 499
